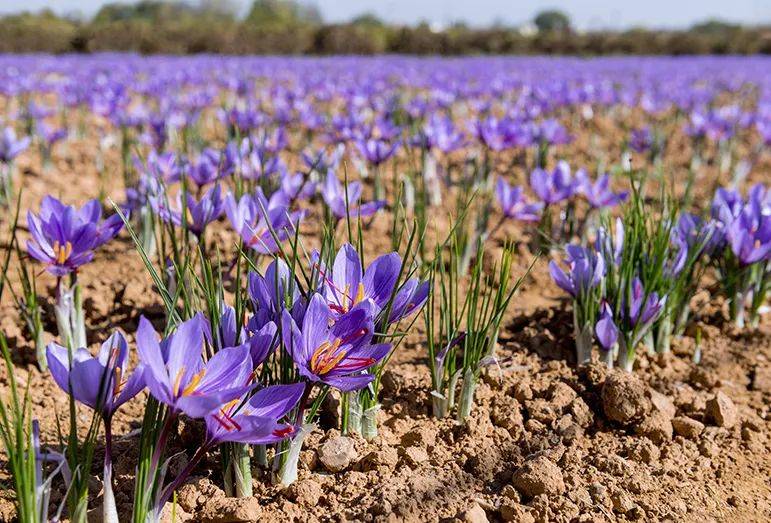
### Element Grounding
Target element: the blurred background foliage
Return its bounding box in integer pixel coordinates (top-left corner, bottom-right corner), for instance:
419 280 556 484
0 0 769 54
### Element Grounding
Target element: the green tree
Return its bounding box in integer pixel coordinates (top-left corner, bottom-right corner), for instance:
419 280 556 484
533 9 571 33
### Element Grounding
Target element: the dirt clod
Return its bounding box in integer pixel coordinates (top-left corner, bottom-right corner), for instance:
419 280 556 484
706 391 738 428
672 416 705 439
602 371 651 424
318 436 357 473
511 456 565 498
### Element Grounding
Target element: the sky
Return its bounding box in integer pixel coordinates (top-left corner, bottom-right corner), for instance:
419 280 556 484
1 0 769 30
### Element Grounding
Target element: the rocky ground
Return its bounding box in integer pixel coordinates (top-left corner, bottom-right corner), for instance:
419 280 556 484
0 116 770 522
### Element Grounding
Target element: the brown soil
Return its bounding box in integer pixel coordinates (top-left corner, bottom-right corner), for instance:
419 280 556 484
0 110 770 523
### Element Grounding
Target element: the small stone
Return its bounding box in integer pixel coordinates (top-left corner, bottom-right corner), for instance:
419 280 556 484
286 479 323 506
512 382 533 402
635 411 673 444
361 446 399 471
549 382 577 410
401 446 429 466
501 484 520 502
602 371 651 425
525 399 558 424
199 496 261 523
569 398 594 428
705 391 738 428
461 503 488 523
318 436 357 473
400 425 438 448
648 390 676 420
611 491 636 514
672 416 705 439
629 439 660 464
751 365 771 393
500 502 535 522
511 456 565 498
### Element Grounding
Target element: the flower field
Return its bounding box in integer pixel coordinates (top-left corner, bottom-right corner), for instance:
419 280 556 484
0 55 769 522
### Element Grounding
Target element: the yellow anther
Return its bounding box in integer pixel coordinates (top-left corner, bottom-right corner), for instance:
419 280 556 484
52 240 73 265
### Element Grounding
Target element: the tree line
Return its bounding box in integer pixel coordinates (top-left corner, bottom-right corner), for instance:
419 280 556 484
1 1 768 55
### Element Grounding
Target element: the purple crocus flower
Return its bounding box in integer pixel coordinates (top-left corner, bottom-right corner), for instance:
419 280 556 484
710 187 744 226
248 257 306 327
628 278 665 327
576 170 628 209
726 203 771 266
225 189 305 254
529 161 577 205
154 185 225 237
315 243 429 324
46 331 145 419
495 177 542 221
204 383 305 445
281 294 390 391
549 245 605 298
136 314 253 418
321 170 385 219
27 196 124 276
595 301 619 351
629 127 653 153
0 127 30 163
356 137 400 166
186 149 222 187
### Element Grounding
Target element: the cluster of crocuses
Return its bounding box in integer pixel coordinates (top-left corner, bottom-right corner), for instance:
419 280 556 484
710 183 771 328
550 181 769 371
495 161 628 244
38 237 427 521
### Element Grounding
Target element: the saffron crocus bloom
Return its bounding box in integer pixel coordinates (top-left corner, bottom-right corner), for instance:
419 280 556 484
355 137 399 166
46 331 145 418
186 149 221 187
576 170 628 209
27 196 124 276
282 294 390 392
0 127 30 163
595 301 619 351
322 170 385 219
248 257 305 326
155 185 225 237
205 383 305 445
628 278 665 327
549 245 605 298
225 189 304 254
726 204 771 265
37 122 67 147
530 161 577 205
496 177 542 221
316 244 429 324
629 127 653 153
136 314 253 418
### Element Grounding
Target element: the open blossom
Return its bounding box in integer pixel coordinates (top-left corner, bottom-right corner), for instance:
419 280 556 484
136 314 253 418
315 244 429 324
152 185 225 236
281 294 390 392
46 331 145 419
27 196 124 276
530 161 578 205
549 245 605 298
225 188 305 254
496 178 542 221
204 383 305 445
0 127 30 163
576 170 627 209
322 170 385 219
628 127 653 153
355 137 399 165
726 202 771 265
